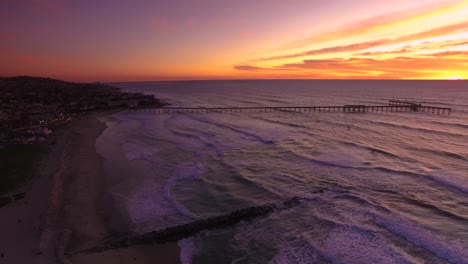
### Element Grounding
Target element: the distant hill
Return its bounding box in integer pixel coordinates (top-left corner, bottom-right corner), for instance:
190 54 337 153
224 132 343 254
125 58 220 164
0 76 117 91
0 76 165 116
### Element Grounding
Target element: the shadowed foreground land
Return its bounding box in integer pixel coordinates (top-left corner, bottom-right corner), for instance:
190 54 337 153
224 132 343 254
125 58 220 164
0 145 45 196
0 114 180 264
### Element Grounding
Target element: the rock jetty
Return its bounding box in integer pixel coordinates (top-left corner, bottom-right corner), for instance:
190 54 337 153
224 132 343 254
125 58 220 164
75 193 324 255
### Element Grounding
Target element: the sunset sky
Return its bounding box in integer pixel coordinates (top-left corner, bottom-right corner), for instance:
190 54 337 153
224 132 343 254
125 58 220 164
1 0 468 81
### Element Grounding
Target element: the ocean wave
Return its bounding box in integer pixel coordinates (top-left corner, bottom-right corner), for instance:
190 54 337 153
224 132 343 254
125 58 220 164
200 158 284 202
311 151 365 168
263 99 289 104
339 141 405 160
396 192 468 225
166 127 201 142
311 225 412 264
365 119 468 138
426 170 468 194
229 99 263 106
305 117 387 137
366 167 468 195
122 142 158 161
407 146 467 162
163 161 205 219
300 151 468 195
281 199 415 264
374 214 468 263
197 131 225 157
269 242 330 264
296 192 467 263
185 115 275 144
429 120 468 129
251 116 305 128
123 178 169 231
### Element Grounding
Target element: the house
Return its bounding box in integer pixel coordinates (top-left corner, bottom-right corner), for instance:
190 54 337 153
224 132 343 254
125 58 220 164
24 112 52 126
107 99 140 108
27 125 52 135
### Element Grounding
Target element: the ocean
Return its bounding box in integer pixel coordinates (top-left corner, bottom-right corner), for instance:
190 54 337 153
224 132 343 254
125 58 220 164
97 80 468 263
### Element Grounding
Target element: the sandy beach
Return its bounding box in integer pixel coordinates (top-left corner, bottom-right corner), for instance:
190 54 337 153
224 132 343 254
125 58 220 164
0 113 180 264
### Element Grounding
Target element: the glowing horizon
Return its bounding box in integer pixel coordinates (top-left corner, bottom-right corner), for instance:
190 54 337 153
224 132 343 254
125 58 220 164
1 0 467 82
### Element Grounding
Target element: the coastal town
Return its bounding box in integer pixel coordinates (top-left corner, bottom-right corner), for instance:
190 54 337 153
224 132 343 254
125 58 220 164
0 76 165 146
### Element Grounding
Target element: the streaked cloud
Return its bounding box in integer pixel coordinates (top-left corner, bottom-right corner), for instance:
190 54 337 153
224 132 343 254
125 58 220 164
355 39 468 56
256 20 468 62
267 56 468 79
356 48 412 56
255 39 389 61
392 21 468 44
282 0 461 49
276 57 462 70
426 50 468 57
234 65 269 71
440 40 468 47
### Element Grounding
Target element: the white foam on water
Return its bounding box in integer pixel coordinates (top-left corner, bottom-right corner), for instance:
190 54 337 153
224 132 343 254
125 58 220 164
315 225 411 264
133 113 206 150
269 243 325 264
178 238 196 264
374 213 468 263
426 169 468 194
122 160 206 231
163 160 205 218
122 142 158 161
122 178 168 230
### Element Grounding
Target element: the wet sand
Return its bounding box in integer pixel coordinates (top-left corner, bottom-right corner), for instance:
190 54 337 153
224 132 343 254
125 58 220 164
0 113 180 264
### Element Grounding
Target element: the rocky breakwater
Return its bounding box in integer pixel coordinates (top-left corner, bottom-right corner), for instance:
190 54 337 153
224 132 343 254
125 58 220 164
76 191 324 255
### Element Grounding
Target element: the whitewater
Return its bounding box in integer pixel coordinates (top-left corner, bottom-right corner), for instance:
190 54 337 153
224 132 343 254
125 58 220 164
97 80 468 263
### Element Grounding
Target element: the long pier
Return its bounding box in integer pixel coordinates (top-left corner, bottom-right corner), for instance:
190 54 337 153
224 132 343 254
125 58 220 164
137 100 451 115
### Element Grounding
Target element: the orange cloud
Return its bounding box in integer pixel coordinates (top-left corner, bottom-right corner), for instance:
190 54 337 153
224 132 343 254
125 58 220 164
276 56 468 78
356 48 412 56
355 38 468 56
256 39 389 61
440 40 468 47
255 20 468 62
427 50 468 57
234 65 269 71
282 56 461 68
392 21 468 44
282 0 460 49
235 55 468 79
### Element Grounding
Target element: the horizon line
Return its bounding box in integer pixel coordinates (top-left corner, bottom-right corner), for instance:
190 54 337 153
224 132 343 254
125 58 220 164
1 75 466 84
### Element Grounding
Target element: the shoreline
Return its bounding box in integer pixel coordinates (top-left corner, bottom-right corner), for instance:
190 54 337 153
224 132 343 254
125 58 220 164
0 111 181 264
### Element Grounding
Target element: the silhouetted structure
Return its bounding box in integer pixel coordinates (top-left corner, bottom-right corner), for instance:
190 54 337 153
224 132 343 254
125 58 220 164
136 100 451 115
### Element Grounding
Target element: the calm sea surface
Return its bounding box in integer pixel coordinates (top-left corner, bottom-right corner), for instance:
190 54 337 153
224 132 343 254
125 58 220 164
98 80 468 263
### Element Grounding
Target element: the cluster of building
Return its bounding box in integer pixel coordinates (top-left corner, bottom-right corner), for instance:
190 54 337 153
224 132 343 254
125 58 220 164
0 76 165 146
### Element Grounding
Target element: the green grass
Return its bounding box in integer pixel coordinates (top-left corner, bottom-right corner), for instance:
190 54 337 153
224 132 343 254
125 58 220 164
0 144 46 195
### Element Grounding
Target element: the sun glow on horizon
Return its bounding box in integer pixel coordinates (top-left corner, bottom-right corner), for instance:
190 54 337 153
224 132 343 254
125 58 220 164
447 76 463 80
